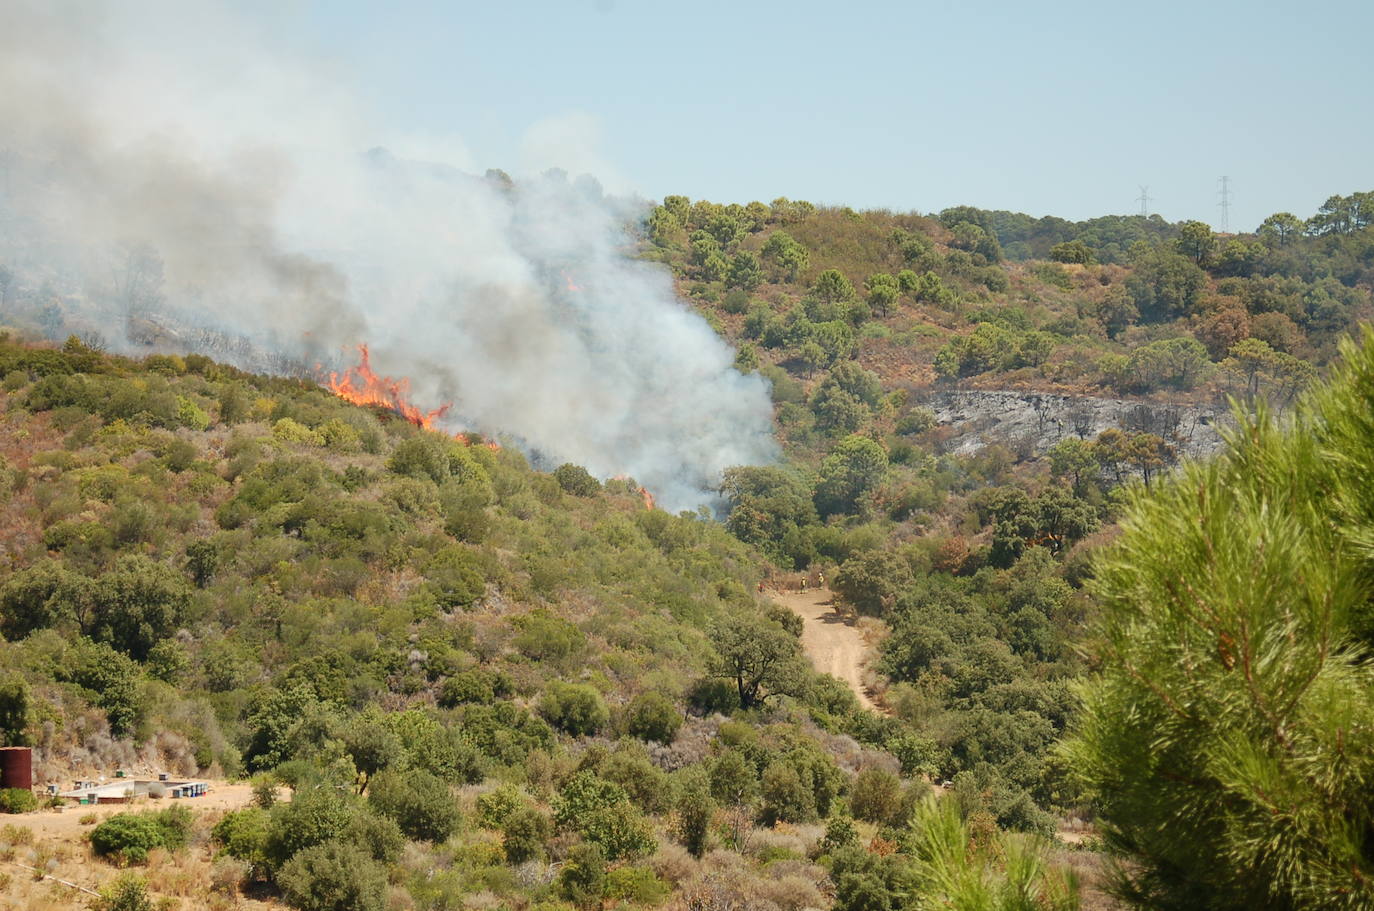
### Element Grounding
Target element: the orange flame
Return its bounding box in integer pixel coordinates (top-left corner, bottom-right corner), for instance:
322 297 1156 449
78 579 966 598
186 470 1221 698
613 475 656 511
324 345 500 451
459 431 503 452
561 271 582 293
326 344 449 430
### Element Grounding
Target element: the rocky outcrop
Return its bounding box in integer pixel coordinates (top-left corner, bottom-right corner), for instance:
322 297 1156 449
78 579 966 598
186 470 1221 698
919 389 1232 460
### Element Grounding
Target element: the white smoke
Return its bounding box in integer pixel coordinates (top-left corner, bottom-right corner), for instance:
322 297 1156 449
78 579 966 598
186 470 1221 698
0 1 777 512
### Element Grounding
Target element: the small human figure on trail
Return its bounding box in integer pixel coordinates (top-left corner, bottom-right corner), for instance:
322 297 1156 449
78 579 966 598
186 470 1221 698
817 570 825 588
800 576 808 593
757 580 764 593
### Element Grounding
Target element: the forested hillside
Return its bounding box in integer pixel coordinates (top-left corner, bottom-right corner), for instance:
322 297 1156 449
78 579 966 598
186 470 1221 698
641 190 1374 911
0 336 1090 910
643 192 1372 410
0 185 1371 911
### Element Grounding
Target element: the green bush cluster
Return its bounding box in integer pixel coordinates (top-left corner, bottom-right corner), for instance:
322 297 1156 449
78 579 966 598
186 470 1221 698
90 807 192 864
0 789 37 813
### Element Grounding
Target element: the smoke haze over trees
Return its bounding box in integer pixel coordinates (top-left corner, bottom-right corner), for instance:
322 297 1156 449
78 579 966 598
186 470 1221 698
0 0 777 512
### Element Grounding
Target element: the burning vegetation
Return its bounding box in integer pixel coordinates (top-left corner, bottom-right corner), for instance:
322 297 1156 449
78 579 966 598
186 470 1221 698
325 344 450 431
614 475 657 511
324 346 660 504
324 345 499 450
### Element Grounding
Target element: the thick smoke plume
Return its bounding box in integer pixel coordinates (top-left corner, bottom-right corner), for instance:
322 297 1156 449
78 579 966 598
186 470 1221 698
0 1 777 512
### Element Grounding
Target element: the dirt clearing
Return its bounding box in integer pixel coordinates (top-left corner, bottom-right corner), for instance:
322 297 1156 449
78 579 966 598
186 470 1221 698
13 782 256 841
769 586 887 714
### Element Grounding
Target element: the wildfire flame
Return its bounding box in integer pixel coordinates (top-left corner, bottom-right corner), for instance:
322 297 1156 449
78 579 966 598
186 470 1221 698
326 344 449 430
561 271 582 293
324 344 499 450
613 475 656 511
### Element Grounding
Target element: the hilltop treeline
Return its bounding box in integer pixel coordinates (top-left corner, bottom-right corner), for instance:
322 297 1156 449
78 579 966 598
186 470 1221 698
643 189 1372 408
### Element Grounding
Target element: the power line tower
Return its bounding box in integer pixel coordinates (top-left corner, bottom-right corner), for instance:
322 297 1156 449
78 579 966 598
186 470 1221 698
1218 176 1232 232
1136 185 1152 217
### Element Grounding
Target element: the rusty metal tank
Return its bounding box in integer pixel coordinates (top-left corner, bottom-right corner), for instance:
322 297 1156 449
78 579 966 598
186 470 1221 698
0 747 33 790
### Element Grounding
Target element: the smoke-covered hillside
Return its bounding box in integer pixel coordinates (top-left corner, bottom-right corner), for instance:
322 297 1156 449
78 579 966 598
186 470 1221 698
0 2 776 514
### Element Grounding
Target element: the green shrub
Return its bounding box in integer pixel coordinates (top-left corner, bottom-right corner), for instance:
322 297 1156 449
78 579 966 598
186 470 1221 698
820 814 860 854
91 873 153 911
342 809 404 865
538 682 609 736
709 750 759 807
501 806 551 864
598 748 672 814
367 770 459 843
341 714 404 787
722 288 751 314
149 805 192 850
513 610 585 661
553 463 600 496
211 807 270 876
84 807 190 864
161 438 199 472
272 417 324 446
263 786 356 869
849 767 902 825
0 789 36 814
760 762 815 825
551 771 654 862
674 776 714 858
475 783 525 829
895 407 936 436
444 701 544 771
887 732 943 779
557 842 607 909
686 677 740 715
89 814 165 864
623 691 682 744
581 800 656 861
553 772 628 830
382 709 486 784
423 546 486 610
605 866 670 906
251 774 279 809
277 841 387 911
0 676 31 748
177 397 211 431
439 670 495 707
441 483 491 543
387 435 451 484
317 419 361 452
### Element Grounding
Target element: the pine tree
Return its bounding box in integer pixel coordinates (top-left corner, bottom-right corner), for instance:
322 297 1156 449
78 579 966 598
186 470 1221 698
1063 329 1374 909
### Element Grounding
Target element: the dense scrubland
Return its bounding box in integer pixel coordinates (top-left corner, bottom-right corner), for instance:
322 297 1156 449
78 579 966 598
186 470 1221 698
0 187 1371 910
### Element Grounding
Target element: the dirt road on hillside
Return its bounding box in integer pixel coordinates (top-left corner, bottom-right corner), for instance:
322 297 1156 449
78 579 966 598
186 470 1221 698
769 587 886 714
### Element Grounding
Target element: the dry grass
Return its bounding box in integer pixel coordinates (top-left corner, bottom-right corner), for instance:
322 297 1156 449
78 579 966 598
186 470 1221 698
0 802 284 911
1050 847 1122 911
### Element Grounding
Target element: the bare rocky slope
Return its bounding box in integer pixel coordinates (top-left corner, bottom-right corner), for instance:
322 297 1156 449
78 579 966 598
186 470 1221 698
920 388 1232 461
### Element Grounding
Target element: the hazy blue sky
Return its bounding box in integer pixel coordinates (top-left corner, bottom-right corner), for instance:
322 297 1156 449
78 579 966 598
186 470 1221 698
278 0 1371 231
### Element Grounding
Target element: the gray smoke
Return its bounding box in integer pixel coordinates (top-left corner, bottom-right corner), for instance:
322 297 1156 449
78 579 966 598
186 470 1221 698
0 1 777 512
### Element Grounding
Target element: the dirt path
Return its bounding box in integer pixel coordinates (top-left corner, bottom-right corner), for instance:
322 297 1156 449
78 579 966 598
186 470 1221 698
769 586 886 714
